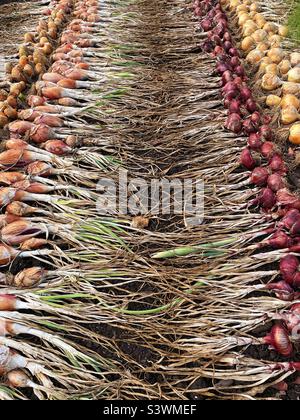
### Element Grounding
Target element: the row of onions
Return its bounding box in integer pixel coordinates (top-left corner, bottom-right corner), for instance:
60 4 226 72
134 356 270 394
221 0 300 144
195 0 300 381
0 0 75 128
0 0 123 398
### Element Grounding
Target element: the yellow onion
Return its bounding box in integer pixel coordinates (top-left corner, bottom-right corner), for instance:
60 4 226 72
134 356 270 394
19 56 28 67
0 91 7 102
246 49 264 64
279 25 289 37
249 11 257 19
257 42 270 52
265 63 278 75
281 94 300 110
252 29 267 42
267 47 284 64
230 0 241 9
3 105 17 120
6 96 17 108
278 59 291 75
282 82 300 95
266 94 282 107
241 36 255 51
250 2 259 11
288 67 300 83
237 4 248 12
259 56 273 72
281 106 300 124
243 23 258 37
290 52 300 67
264 22 278 34
23 64 34 79
239 13 250 26
269 34 282 47
24 32 34 43
261 73 282 91
289 123 300 144
11 65 25 82
255 16 267 29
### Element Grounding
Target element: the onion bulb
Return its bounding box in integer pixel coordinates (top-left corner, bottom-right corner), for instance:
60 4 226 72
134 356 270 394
278 59 291 75
241 36 255 52
278 25 289 37
290 52 300 67
281 106 299 125
256 42 270 52
289 123 300 145
263 22 278 34
246 49 264 64
243 23 258 37
266 94 281 107
269 34 282 47
268 48 284 64
265 64 278 75
288 67 300 83
281 94 300 110
282 82 300 95
252 29 267 43
259 57 273 72
261 73 281 91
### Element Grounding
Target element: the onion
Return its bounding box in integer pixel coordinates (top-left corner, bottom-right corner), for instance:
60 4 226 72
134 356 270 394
265 63 278 75
230 56 240 68
266 94 281 107
281 94 300 110
264 324 293 357
235 65 245 77
269 155 284 173
281 106 299 125
252 29 268 43
229 47 240 57
290 52 300 67
289 123 300 145
277 189 300 209
246 49 264 65
250 167 269 185
227 99 241 114
217 62 232 75
241 36 255 52
222 70 233 86
260 125 274 141
279 59 291 76
267 173 285 192
282 82 300 95
243 118 257 134
239 86 252 102
266 281 295 301
259 187 276 210
225 113 242 134
279 209 300 230
264 22 278 34
261 73 281 91
240 147 256 169
256 42 270 53
288 67 300 83
248 133 262 150
279 25 289 37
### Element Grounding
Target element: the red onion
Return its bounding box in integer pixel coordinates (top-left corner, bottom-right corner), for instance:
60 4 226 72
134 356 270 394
215 22 226 37
248 133 262 150
235 65 245 77
246 99 258 114
202 40 215 53
226 113 242 134
217 62 231 74
222 81 237 94
277 189 300 210
279 209 300 230
201 18 212 32
267 173 285 192
260 125 274 141
214 46 225 56
210 34 222 46
265 230 292 248
240 147 256 169
223 41 232 52
243 118 257 134
239 86 252 102
280 255 299 283
261 141 275 159
251 111 261 125
266 281 295 301
264 324 293 357
224 89 239 101
290 220 300 236
229 48 240 58
228 100 241 114
223 32 231 42
269 154 284 172
230 56 240 68
250 167 269 186
233 77 244 87
222 70 233 86
259 188 276 210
